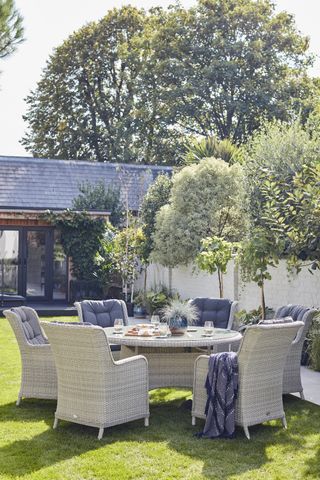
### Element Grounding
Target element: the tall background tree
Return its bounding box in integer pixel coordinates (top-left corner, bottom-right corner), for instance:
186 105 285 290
0 0 23 64
22 0 315 165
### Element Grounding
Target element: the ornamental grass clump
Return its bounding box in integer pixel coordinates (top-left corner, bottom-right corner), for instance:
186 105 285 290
162 300 199 324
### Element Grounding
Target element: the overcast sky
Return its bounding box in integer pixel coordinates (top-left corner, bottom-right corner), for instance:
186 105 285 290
0 0 319 157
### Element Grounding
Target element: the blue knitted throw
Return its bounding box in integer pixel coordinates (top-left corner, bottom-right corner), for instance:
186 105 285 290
200 352 238 439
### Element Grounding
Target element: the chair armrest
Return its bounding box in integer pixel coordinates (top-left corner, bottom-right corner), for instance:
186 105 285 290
227 301 239 330
74 302 83 322
115 354 148 369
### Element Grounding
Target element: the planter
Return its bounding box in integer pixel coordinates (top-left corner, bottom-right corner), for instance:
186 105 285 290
133 305 147 319
126 301 134 317
168 316 188 335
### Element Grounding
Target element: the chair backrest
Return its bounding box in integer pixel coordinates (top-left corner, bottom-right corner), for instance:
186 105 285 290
237 322 303 387
189 298 235 329
41 322 114 396
74 299 129 328
275 304 318 346
3 307 48 349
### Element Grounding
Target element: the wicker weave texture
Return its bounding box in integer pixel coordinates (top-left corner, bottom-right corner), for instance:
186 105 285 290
192 322 303 434
3 308 57 402
41 322 149 435
275 306 318 395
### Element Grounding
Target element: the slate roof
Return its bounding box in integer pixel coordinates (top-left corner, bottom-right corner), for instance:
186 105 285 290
0 156 172 212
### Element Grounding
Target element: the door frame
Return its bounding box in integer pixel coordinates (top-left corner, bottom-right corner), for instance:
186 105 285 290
0 226 67 302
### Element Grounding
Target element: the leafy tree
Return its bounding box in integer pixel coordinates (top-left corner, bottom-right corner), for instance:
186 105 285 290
72 181 124 226
245 119 320 230
257 163 320 271
140 174 172 263
152 157 247 267
239 228 283 319
183 137 243 165
196 236 233 298
151 0 313 144
0 0 23 61
113 222 145 302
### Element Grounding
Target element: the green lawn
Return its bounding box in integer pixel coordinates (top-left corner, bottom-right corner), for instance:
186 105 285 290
0 316 319 480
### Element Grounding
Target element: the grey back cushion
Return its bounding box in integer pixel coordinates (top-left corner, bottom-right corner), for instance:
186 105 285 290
80 300 127 328
276 305 310 323
190 298 232 329
11 307 48 345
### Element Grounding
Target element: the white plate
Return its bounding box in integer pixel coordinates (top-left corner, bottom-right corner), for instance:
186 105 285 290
187 328 198 332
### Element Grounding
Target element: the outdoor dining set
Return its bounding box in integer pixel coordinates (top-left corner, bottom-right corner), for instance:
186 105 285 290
3 299 317 441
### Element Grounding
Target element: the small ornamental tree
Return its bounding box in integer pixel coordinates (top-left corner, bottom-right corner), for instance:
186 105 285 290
196 236 233 298
113 223 145 303
239 228 283 319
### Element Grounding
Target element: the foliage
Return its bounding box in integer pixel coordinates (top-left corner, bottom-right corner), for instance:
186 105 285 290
309 316 320 372
139 174 172 263
113 222 145 302
183 137 243 165
254 162 320 271
0 0 23 61
245 119 320 229
196 236 233 298
152 158 247 267
235 306 275 326
239 228 284 319
150 0 313 144
94 224 120 292
21 6 180 165
43 210 107 282
145 286 172 316
1 316 320 480
22 1 315 164
162 299 199 324
72 181 124 226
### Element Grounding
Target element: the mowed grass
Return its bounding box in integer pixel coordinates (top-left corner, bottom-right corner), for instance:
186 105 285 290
0 316 320 480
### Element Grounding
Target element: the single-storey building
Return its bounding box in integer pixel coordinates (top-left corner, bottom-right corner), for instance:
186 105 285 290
0 156 171 305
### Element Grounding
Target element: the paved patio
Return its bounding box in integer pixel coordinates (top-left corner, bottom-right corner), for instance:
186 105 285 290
294 367 320 405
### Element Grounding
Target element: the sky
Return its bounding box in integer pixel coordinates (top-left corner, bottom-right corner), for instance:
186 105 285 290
0 0 319 157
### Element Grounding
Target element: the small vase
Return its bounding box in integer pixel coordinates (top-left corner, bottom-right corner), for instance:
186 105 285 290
168 316 188 335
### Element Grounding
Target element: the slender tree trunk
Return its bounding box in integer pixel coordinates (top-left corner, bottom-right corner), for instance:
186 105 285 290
261 279 266 320
168 267 172 295
144 266 147 297
217 268 224 298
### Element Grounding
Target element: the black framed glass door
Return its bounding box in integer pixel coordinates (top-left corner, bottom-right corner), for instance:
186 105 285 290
0 227 68 301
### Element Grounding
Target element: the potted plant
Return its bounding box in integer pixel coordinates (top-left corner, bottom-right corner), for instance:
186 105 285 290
162 300 199 335
133 291 147 319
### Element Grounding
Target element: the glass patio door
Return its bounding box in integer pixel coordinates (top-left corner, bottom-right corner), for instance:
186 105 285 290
0 230 20 296
25 230 48 299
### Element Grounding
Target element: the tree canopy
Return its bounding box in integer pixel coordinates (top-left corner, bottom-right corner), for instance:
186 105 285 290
0 0 23 61
22 0 315 165
152 157 247 267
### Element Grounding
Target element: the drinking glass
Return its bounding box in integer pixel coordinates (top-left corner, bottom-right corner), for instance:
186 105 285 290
151 315 160 331
114 318 124 334
204 321 214 336
159 322 168 337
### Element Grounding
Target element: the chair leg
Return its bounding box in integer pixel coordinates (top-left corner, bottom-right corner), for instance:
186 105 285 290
243 426 250 440
144 417 149 427
98 427 104 440
53 418 58 429
300 390 305 400
16 395 21 406
281 416 287 429
192 416 196 426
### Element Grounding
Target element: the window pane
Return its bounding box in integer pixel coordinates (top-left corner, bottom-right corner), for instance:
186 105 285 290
53 230 67 300
0 230 19 295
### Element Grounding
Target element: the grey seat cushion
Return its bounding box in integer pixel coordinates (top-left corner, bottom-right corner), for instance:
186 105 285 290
11 307 48 345
276 305 310 323
80 300 128 328
190 298 232 329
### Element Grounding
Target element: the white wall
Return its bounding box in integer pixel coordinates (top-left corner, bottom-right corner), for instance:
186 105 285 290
135 260 320 310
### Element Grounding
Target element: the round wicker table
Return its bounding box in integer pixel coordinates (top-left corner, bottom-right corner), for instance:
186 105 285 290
104 326 242 390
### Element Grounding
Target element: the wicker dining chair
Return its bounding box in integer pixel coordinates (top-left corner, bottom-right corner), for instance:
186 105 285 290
3 307 57 405
188 298 238 330
41 321 149 440
192 321 303 439
275 304 318 398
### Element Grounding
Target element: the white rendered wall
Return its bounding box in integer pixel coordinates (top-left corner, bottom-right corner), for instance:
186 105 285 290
135 260 320 310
